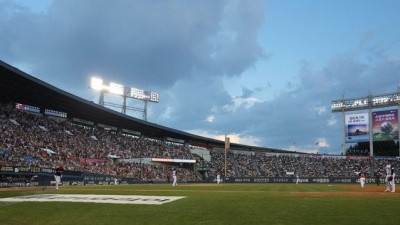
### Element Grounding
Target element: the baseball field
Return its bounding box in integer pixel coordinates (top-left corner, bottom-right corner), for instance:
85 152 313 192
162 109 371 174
0 183 399 225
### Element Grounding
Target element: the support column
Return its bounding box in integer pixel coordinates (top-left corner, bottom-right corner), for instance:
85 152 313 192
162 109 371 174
98 91 104 106
342 111 346 155
143 100 148 121
369 107 373 156
122 96 127 114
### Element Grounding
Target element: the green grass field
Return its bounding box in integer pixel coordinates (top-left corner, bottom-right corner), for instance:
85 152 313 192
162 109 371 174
0 183 399 225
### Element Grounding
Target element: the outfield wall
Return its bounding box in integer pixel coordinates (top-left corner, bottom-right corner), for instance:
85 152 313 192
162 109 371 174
1 166 398 188
0 166 141 188
215 177 399 184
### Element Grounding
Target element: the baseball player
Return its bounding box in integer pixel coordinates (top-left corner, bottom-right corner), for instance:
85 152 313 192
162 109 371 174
172 169 177 186
375 171 381 186
296 174 300 184
358 168 366 188
217 173 221 184
390 167 395 192
384 161 392 192
54 163 64 190
114 175 118 185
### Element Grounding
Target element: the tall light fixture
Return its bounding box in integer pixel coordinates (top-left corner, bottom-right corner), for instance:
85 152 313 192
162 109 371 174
90 77 159 121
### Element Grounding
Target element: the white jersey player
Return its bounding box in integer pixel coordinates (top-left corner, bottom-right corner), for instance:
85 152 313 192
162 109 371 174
172 169 177 186
358 169 366 188
385 161 393 192
54 163 64 190
217 173 221 184
390 167 396 192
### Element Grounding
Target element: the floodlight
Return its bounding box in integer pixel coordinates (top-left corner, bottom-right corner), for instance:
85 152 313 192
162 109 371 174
332 92 400 112
373 97 389 104
109 82 124 95
90 77 104 90
150 92 159 102
143 92 150 101
131 88 144 99
89 78 160 120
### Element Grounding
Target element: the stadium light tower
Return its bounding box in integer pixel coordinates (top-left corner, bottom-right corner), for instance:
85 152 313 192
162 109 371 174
90 77 159 121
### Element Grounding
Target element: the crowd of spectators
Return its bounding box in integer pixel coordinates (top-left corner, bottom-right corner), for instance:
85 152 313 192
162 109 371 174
234 153 258 177
321 157 347 177
298 156 322 177
2 103 400 181
255 154 278 177
206 151 399 179
203 150 236 177
0 104 199 182
275 155 298 177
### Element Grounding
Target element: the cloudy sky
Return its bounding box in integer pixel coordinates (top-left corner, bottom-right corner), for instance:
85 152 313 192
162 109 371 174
1 0 400 154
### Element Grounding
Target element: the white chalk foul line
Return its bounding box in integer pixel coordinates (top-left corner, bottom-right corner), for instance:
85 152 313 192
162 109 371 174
0 194 186 205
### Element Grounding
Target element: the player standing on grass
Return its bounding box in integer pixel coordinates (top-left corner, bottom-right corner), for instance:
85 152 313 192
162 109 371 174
172 169 177 186
54 163 64 190
385 161 392 192
114 175 118 185
358 168 366 188
375 171 381 186
390 167 395 192
217 173 221 184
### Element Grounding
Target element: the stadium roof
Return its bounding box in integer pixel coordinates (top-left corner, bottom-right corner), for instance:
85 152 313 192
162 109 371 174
0 60 297 154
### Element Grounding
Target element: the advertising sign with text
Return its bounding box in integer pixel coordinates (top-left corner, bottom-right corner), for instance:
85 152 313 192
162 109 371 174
372 109 398 141
345 113 369 143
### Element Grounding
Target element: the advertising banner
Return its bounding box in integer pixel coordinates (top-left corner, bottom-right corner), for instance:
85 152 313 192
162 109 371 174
345 156 372 160
220 177 399 184
372 109 398 141
79 158 107 165
345 113 369 143
152 158 196 163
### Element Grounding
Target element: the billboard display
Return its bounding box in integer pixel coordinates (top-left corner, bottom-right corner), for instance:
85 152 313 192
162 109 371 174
372 109 398 141
345 113 369 143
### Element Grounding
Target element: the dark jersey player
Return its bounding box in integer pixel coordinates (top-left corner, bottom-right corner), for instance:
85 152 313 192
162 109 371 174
375 171 381 186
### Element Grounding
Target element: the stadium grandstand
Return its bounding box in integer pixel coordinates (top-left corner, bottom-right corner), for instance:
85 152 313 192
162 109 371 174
0 60 399 187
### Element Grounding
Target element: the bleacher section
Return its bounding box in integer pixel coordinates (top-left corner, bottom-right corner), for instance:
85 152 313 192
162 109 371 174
1 103 400 186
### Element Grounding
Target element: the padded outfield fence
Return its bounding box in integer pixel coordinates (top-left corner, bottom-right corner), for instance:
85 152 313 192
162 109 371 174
1 165 397 188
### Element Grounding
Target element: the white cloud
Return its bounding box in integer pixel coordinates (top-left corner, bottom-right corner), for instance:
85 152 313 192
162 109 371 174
224 134 261 146
206 115 214 123
223 96 261 112
387 54 400 66
287 145 319 154
314 106 326 115
186 129 261 146
316 138 330 148
287 138 329 154
159 106 173 120
211 106 218 113
327 115 337 126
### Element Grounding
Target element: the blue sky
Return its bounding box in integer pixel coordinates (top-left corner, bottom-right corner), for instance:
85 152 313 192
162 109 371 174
1 0 399 154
